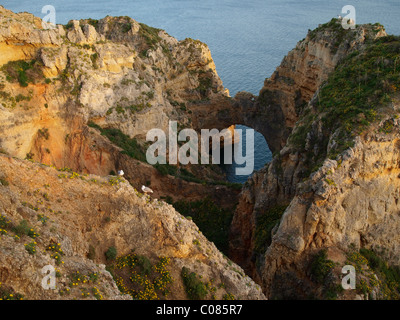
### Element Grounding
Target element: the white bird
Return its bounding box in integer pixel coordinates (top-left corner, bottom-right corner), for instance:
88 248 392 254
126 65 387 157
142 185 153 194
118 170 124 176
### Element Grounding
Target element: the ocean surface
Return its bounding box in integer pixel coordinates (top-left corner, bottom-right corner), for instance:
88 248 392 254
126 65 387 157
3 0 400 183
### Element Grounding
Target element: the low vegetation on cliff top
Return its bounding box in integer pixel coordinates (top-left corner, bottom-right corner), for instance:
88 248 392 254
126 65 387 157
319 34 400 134
308 19 384 54
290 33 400 170
346 247 400 300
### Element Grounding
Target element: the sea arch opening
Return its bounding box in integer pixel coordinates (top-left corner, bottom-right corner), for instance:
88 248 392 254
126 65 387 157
218 124 273 184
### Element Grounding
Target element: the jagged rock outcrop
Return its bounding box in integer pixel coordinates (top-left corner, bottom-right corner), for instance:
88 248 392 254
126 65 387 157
1 5 399 301
262 118 400 297
0 5 226 167
0 5 237 207
229 20 388 280
187 20 387 154
0 6 261 300
230 21 400 299
0 154 265 300
252 20 387 152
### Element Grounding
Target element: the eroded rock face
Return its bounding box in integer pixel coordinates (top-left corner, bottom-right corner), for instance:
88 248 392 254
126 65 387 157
228 21 389 288
189 21 387 156
0 154 265 300
0 7 262 300
0 7 236 205
1 8 382 181
229 100 400 298
1 6 398 301
253 21 387 153
262 116 400 297
231 68 400 300
0 6 228 171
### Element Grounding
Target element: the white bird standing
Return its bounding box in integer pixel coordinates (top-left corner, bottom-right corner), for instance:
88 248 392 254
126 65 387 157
118 170 124 176
142 185 153 194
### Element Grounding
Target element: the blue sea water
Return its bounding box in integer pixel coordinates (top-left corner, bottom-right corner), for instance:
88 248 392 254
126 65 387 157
3 0 400 182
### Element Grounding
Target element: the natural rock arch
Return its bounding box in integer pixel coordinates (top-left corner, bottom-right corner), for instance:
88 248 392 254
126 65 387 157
188 91 288 154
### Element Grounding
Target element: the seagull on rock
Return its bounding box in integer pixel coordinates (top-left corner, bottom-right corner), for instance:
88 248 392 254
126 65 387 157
142 185 154 194
118 170 124 176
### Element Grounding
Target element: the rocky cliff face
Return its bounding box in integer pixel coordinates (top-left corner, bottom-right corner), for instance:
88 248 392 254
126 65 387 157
0 5 239 209
230 20 400 299
229 19 387 280
0 5 228 169
186 20 387 154
262 116 400 298
252 20 387 153
0 154 264 300
0 6 262 300
1 5 399 301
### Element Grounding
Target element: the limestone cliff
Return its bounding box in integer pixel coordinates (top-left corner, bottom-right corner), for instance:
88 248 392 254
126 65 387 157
0 6 262 300
1 5 400 301
229 19 387 280
252 20 387 153
0 154 264 300
0 5 238 208
186 20 387 153
230 20 400 299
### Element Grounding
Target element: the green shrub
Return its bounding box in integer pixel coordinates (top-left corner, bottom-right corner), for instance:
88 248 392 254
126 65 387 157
38 128 50 140
87 18 99 29
0 177 9 186
46 241 64 265
222 293 235 300
153 163 177 176
0 285 24 300
90 53 99 69
310 249 335 284
26 152 35 160
13 220 31 237
87 122 147 162
121 22 132 33
138 23 162 56
109 253 173 299
136 255 153 275
289 121 312 150
196 71 213 97
0 214 10 229
325 178 336 186
105 246 117 261
1 60 44 87
346 248 400 299
24 241 36 255
359 248 400 295
181 267 208 300
65 21 74 30
37 214 49 225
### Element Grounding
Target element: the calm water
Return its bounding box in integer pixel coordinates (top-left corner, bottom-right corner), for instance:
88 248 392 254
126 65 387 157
3 0 400 182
